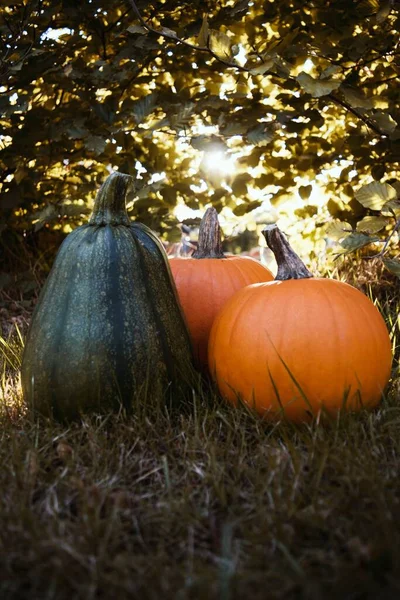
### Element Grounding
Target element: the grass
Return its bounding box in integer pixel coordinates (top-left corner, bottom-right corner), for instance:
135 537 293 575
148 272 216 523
1 253 400 599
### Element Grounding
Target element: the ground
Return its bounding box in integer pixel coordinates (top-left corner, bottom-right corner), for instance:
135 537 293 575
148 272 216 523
1 239 400 600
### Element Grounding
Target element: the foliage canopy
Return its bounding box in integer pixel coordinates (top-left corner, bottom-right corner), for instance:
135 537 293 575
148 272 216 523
1 0 399 253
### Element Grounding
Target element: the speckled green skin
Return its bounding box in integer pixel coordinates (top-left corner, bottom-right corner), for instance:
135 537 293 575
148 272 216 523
21 172 195 421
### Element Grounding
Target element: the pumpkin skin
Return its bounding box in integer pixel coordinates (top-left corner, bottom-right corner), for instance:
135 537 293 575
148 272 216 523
169 208 273 369
209 227 392 422
21 172 195 421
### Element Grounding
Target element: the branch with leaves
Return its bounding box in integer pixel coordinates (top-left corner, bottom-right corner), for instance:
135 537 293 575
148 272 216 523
328 181 400 277
127 0 393 141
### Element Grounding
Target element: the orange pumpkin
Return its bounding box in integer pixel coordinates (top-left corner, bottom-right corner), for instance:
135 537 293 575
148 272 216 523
208 225 392 421
170 208 273 369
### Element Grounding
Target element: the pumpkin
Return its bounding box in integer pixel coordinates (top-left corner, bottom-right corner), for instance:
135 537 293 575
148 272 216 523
208 225 392 421
21 172 195 420
169 207 274 369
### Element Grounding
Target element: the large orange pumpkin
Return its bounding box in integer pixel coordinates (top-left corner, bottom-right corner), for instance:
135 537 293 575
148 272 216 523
170 208 273 369
208 225 392 422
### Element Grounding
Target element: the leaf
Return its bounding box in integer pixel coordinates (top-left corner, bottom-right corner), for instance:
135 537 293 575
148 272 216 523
160 27 178 38
356 215 390 234
326 220 352 240
132 93 157 124
381 199 400 216
321 64 342 79
67 125 88 139
197 16 209 47
371 111 397 134
127 25 147 35
169 103 195 131
294 205 318 218
298 185 312 201
376 1 392 23
209 30 233 60
340 232 378 252
246 123 275 146
84 135 106 155
341 87 374 110
383 258 400 278
233 202 249 216
231 173 252 197
14 166 28 184
355 181 397 210
93 102 115 125
297 72 341 97
249 59 275 76
33 205 58 231
274 27 300 54
191 135 224 151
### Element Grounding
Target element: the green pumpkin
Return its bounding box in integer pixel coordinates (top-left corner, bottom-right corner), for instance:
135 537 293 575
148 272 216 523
21 172 195 420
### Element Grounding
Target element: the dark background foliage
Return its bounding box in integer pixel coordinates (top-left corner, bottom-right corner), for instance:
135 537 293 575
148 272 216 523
1 0 399 245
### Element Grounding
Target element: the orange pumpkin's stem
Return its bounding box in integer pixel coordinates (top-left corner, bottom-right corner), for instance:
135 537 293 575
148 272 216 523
192 207 225 259
263 225 313 280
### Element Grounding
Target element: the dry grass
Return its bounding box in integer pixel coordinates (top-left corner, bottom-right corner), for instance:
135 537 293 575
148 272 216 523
1 252 400 599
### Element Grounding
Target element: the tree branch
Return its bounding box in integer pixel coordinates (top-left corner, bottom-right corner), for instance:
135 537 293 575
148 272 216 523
327 93 387 138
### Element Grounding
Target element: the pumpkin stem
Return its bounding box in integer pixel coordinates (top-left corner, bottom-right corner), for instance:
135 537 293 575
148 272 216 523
90 172 133 226
192 207 225 259
262 225 313 280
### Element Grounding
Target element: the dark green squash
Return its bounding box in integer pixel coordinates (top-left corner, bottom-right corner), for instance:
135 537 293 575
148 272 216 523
21 172 195 420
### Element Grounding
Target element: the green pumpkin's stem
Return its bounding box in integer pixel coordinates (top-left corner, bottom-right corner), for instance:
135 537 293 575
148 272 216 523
262 225 313 280
90 172 133 226
192 207 225 259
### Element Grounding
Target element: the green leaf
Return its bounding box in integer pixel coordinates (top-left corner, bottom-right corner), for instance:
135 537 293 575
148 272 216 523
341 87 374 110
356 216 390 234
355 182 397 210
169 103 195 132
376 1 392 23
160 27 178 38
84 135 106 155
191 135 224 151
383 258 400 278
297 72 341 97
132 93 158 124
93 102 115 125
127 25 147 35
246 123 275 146
371 111 397 134
381 199 400 216
249 59 275 76
340 232 378 252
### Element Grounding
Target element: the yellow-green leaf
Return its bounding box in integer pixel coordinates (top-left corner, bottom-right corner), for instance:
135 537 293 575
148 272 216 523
355 181 397 210
209 30 233 60
356 215 390 234
326 220 352 240
297 72 341 97
249 58 275 76
197 16 209 47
